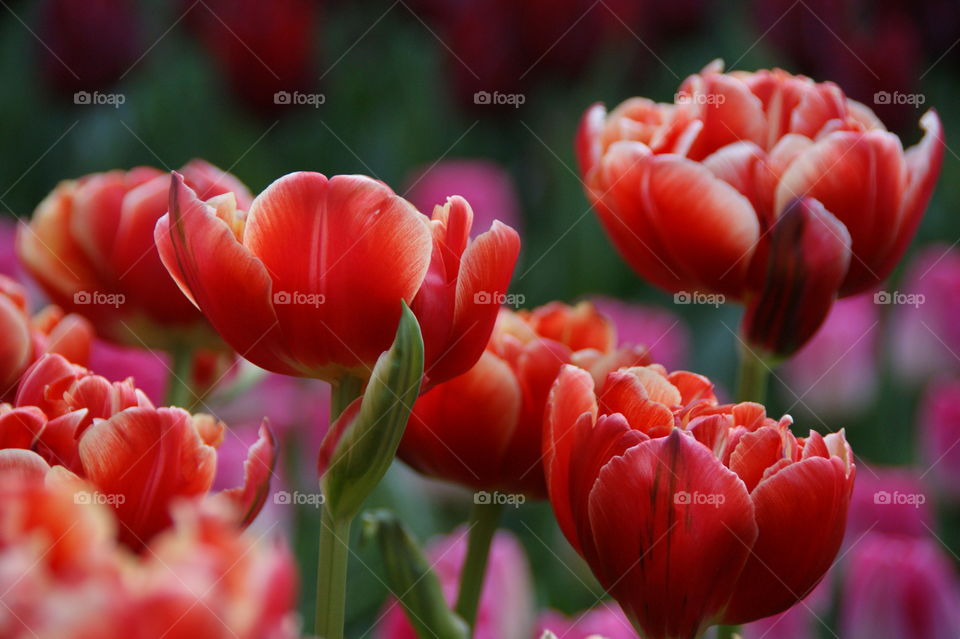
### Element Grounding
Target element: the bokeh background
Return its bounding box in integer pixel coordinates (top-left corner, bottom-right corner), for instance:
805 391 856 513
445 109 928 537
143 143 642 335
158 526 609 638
1 0 959 636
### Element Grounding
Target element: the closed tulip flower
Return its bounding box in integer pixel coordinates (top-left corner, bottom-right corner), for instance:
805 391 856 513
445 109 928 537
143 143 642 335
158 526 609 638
155 171 519 385
545 364 855 638
6 354 275 548
399 302 649 497
18 160 251 351
578 62 943 356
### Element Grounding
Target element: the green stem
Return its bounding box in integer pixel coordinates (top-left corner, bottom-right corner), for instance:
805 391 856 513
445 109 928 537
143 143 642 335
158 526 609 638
454 500 503 631
165 346 195 407
715 625 741 639
315 375 365 639
735 344 771 404
315 509 351 639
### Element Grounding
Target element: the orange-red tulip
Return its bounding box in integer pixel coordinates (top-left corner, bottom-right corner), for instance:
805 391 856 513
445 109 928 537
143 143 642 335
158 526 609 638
578 62 943 356
6 354 275 548
155 171 520 385
400 302 648 497
545 364 854 638
0 274 92 400
17 160 251 350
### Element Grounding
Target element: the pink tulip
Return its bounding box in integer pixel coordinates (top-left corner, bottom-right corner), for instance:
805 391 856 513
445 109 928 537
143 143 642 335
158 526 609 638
535 604 636 639
590 296 690 369
377 528 534 639
846 466 933 540
782 294 879 417
404 160 522 237
742 578 832 639
891 244 960 383
920 379 960 498
841 533 960 639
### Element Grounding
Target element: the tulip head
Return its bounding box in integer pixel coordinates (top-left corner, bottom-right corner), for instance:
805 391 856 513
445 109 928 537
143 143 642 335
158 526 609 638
156 171 519 385
544 364 854 638
17 161 250 351
400 302 649 498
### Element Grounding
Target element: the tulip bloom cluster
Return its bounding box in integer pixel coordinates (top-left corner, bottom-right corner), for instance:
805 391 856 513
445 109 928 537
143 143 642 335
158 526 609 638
1 354 274 548
545 364 855 638
578 62 943 355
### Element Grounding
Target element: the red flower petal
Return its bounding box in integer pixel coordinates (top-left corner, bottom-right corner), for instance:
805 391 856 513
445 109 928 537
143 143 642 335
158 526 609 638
220 420 276 527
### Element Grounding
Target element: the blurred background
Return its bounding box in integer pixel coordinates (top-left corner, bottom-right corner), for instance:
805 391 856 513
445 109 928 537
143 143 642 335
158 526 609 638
1 0 959 636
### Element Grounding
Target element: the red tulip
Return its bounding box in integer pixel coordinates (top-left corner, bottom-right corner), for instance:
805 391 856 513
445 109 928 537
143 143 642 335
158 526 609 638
544 364 855 638
400 302 649 497
155 171 520 385
578 62 943 356
17 160 251 351
0 274 93 400
0 466 300 639
6 354 275 548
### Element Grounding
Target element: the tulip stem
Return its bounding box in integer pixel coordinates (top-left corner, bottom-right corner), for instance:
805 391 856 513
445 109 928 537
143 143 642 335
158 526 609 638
716 625 741 639
166 346 194 407
316 509 351 639
454 500 503 632
735 345 771 403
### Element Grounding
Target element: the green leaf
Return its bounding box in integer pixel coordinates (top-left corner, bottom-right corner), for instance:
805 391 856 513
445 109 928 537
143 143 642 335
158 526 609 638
320 302 424 521
362 510 470 639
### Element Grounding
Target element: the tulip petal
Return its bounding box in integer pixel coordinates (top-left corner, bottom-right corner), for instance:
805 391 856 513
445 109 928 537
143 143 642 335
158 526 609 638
220 420 276 527
156 173 296 375
0 293 31 394
681 71 767 160
588 431 757 639
0 406 46 449
598 370 674 437
722 455 853 624
577 102 607 177
0 448 51 482
244 172 432 372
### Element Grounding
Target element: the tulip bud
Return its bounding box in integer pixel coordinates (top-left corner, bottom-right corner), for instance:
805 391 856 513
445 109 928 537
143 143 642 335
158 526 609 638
363 510 470 639
742 197 851 358
319 303 424 521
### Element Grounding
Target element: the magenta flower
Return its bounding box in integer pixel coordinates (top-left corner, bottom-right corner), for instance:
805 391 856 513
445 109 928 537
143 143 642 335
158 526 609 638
845 466 933 540
590 296 690 370
535 604 636 639
920 379 960 498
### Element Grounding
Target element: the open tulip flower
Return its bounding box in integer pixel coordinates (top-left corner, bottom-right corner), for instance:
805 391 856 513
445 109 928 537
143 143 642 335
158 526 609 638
2 353 275 548
400 301 649 497
17 160 251 351
0 274 93 400
545 363 855 639
577 61 943 357
155 170 520 385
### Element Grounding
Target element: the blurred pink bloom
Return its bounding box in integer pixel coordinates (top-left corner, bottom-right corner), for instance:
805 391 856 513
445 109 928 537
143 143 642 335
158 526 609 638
846 466 933 541
920 379 960 498
377 528 534 639
534 604 636 639
782 294 879 417
891 244 960 383
0 217 20 280
841 534 960 639
87 340 167 404
742 578 832 639
589 297 689 370
405 160 522 238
